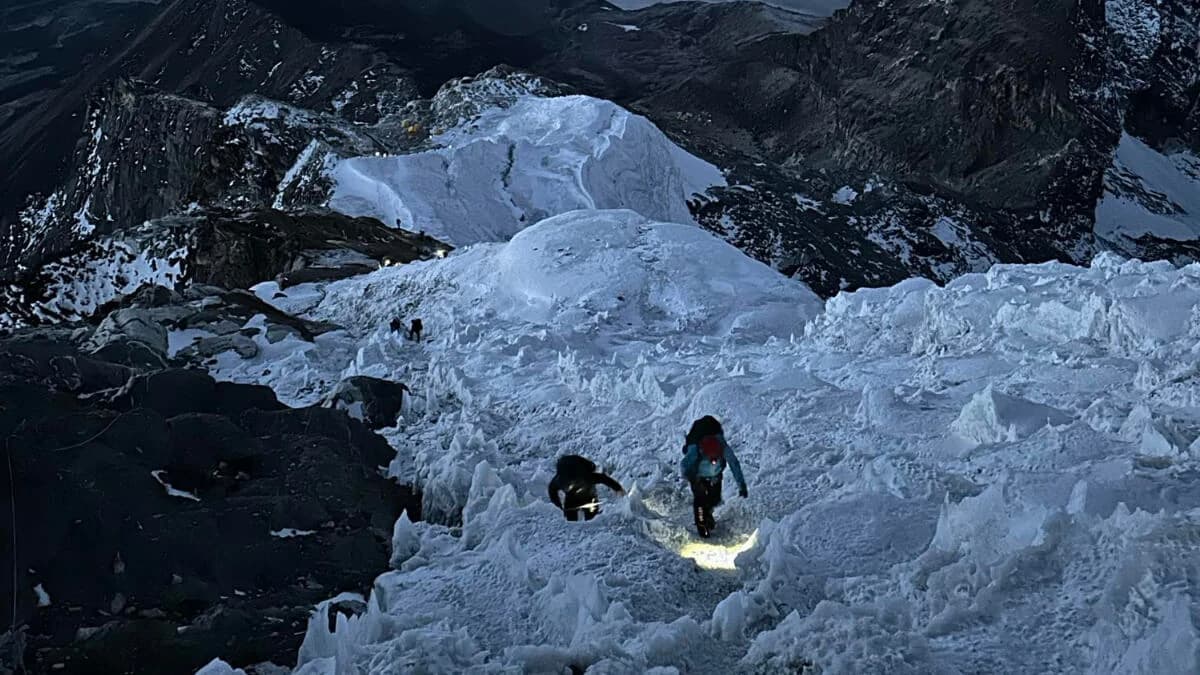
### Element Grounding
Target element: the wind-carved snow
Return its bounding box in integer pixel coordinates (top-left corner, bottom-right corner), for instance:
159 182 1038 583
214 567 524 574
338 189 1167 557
328 95 725 245
1096 132 1200 241
204 208 1200 673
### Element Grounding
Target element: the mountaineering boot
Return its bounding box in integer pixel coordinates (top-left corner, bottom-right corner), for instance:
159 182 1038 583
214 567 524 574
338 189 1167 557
694 504 710 538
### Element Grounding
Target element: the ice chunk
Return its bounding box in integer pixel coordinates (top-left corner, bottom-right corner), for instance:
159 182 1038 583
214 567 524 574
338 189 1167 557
194 659 247 675
950 385 1073 448
329 95 724 245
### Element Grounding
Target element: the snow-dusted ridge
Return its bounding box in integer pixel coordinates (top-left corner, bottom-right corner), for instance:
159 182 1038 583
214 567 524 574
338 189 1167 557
193 206 1200 673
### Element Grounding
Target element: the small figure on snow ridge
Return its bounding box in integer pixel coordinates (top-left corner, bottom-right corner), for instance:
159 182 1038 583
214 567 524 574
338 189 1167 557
548 455 625 521
389 317 403 333
681 415 747 538
406 318 424 342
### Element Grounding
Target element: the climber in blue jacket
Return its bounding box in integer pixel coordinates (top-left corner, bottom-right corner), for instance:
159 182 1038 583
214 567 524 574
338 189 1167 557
680 415 747 538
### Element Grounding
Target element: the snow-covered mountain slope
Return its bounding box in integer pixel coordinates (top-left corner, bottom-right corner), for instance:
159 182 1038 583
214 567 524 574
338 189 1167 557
194 208 1200 673
328 96 725 245
1097 132 1200 242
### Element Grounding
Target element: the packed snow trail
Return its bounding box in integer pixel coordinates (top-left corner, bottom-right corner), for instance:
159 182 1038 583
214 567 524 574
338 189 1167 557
192 209 1200 674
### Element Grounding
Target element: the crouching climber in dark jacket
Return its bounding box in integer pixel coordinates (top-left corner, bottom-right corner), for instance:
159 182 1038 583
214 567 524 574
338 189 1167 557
681 415 747 538
548 455 625 521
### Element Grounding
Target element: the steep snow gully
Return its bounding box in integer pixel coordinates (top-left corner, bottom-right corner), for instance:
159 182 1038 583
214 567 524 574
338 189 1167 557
194 97 1200 673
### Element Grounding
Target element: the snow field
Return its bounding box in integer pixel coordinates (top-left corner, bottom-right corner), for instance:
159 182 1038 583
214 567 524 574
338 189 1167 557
197 208 1200 673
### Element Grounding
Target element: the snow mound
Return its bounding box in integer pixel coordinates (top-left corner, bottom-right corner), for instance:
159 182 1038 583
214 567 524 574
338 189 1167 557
302 209 819 347
328 96 725 245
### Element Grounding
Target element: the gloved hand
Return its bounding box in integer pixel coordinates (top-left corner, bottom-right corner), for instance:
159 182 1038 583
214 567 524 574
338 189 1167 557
739 486 748 499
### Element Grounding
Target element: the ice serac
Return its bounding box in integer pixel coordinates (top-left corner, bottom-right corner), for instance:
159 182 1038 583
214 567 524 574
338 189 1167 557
328 95 726 245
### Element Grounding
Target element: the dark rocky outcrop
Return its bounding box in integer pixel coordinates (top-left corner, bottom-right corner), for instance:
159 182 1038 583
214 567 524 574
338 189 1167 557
0 292 419 674
325 376 412 431
185 209 448 291
0 208 448 329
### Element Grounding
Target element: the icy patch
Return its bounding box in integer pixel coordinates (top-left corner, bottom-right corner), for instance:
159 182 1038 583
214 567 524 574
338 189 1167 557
1096 132 1200 241
274 139 321 209
34 583 51 607
832 185 859 204
151 471 201 502
329 95 724 245
793 193 824 212
167 328 215 358
271 528 318 538
73 197 97 237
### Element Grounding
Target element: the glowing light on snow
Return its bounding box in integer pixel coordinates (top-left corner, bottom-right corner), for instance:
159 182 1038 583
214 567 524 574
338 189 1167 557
679 529 758 571
434 249 447 259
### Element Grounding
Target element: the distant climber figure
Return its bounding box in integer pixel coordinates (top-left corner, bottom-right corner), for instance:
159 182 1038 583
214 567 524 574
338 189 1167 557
548 455 625 521
681 415 748 538
389 317 402 333
406 318 423 342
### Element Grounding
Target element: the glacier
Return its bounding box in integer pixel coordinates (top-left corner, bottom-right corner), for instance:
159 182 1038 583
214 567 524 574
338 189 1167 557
327 95 725 246
188 204 1200 673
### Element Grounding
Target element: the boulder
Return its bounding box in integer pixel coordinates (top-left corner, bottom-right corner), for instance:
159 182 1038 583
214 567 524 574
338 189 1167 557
265 324 303 344
178 334 260 360
2 339 416 674
325 376 411 430
90 308 169 355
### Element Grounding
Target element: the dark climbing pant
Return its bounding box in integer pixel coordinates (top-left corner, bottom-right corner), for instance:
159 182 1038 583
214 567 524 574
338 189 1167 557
691 476 722 535
563 493 600 522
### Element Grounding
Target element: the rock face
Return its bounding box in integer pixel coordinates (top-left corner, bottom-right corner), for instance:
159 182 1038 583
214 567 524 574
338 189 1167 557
0 0 417 242
0 208 447 328
542 0 1200 292
0 290 419 674
7 0 1199 297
